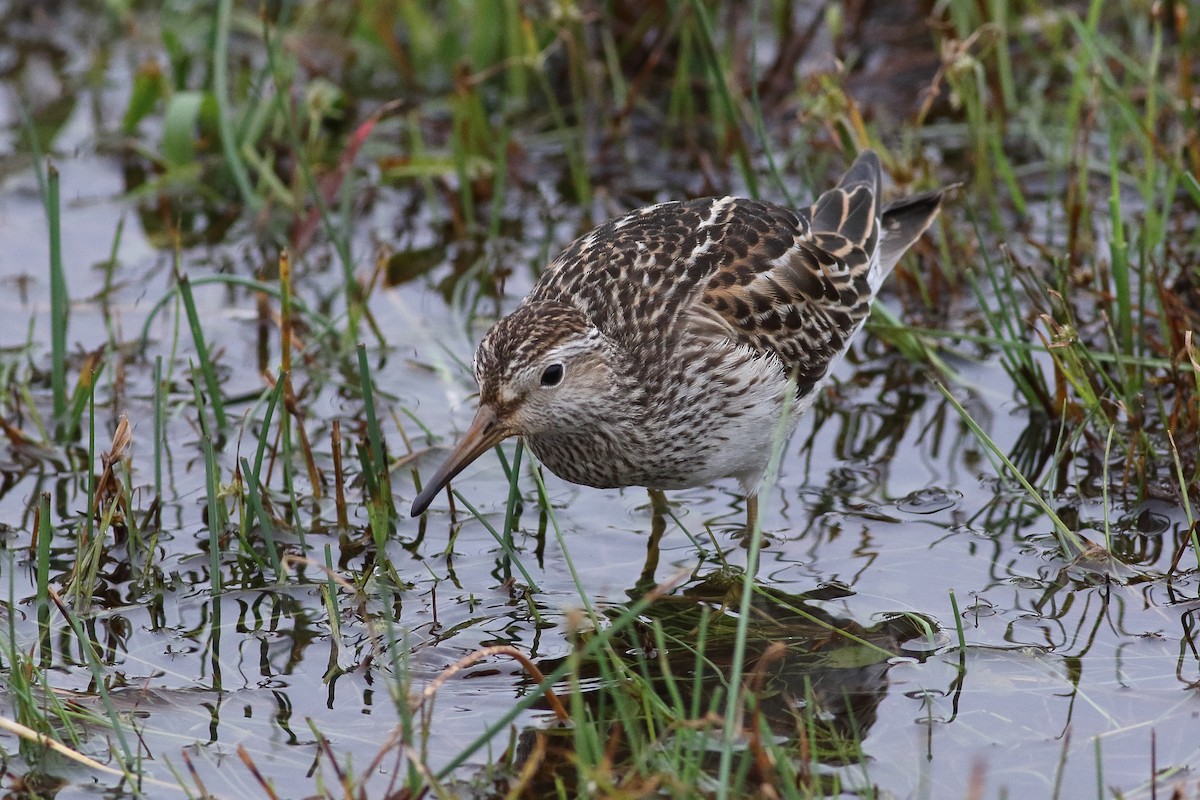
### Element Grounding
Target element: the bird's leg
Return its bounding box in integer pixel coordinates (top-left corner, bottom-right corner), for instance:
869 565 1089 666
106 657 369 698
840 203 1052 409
648 488 669 518
744 494 759 536
637 489 669 591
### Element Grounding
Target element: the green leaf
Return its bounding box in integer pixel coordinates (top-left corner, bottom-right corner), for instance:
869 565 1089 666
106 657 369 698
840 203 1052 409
816 643 889 670
162 90 205 167
122 59 165 134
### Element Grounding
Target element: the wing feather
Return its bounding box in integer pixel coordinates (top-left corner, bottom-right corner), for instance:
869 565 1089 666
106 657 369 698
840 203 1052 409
685 152 887 397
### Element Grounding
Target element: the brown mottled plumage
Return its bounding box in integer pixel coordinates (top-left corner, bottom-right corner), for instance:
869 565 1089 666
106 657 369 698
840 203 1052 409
411 151 945 528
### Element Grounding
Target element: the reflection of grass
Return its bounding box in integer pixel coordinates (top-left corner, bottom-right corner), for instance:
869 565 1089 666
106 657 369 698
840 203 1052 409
2 0 1199 797
500 575 933 798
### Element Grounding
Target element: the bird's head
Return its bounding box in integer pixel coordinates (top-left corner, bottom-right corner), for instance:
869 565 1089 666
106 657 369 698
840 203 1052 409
410 301 617 516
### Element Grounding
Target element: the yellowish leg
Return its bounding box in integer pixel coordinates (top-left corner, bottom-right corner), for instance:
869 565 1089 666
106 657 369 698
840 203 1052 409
638 489 668 591
648 488 669 517
745 494 759 535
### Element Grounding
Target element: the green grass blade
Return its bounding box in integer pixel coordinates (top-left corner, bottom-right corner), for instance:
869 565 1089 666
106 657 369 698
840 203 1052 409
153 355 164 500
35 493 52 654
936 382 1087 559
47 165 67 435
138 274 337 353
162 90 205 167
212 0 261 210
49 591 137 771
356 344 395 555
177 273 228 430
451 488 541 593
241 456 282 579
202 431 224 596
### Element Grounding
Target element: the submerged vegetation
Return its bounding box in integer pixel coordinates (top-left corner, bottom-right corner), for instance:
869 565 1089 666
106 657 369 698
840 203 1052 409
1 0 1199 797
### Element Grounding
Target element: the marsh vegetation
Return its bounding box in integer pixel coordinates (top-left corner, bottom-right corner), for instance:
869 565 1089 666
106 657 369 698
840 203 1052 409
1 0 1199 797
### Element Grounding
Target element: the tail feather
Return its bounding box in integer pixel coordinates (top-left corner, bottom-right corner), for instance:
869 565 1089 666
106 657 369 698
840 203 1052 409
810 151 946 286
877 189 945 274
810 151 881 247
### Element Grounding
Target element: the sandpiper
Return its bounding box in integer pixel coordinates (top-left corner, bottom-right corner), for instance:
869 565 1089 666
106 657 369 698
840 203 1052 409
410 151 945 530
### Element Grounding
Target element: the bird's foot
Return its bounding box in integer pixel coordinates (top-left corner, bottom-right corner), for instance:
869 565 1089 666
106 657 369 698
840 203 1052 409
735 495 775 546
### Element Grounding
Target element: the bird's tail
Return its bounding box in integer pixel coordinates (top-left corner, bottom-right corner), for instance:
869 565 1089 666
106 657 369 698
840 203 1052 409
810 150 946 290
877 189 946 275
810 150 882 250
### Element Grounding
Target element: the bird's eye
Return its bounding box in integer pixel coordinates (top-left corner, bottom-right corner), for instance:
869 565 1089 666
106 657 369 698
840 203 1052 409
540 363 564 387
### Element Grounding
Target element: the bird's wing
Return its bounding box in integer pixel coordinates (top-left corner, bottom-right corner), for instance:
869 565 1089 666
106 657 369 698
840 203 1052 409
528 151 940 401
684 153 885 398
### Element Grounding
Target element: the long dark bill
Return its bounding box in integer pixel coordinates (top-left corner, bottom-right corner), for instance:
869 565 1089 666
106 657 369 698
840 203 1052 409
410 405 507 517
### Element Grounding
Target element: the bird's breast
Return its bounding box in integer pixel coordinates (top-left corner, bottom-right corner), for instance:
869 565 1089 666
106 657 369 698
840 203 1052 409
526 341 803 493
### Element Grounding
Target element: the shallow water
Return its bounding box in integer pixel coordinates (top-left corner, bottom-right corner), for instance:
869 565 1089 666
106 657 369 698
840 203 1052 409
2 4 1199 799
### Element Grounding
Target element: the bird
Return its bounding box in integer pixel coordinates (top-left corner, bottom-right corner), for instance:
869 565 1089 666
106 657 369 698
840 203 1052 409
410 150 945 531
